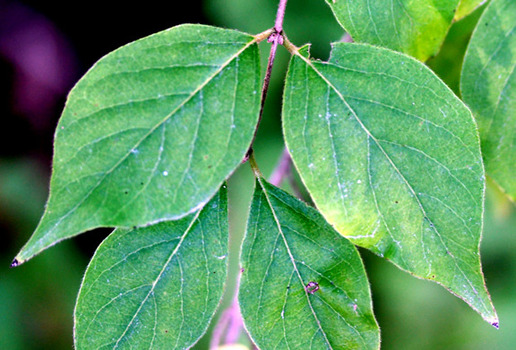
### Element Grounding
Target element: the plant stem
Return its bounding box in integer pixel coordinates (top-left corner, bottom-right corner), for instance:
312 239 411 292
253 28 275 42
275 0 288 33
213 1 290 347
261 0 288 115
269 147 309 202
269 147 291 187
248 150 263 179
249 0 289 152
209 271 244 349
340 32 354 42
282 34 299 54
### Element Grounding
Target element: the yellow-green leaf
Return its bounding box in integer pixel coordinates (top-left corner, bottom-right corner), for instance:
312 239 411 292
455 0 488 21
283 43 497 326
461 0 516 201
325 0 459 61
240 178 380 349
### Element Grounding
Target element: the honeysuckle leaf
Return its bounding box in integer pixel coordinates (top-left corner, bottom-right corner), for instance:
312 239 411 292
324 0 459 61
239 177 380 349
74 186 228 349
14 24 261 264
455 0 488 21
283 43 498 326
461 0 516 201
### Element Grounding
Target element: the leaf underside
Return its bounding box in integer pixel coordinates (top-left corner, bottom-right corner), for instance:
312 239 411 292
283 43 497 325
240 179 380 350
461 0 516 201
15 24 260 264
325 0 459 61
74 186 228 349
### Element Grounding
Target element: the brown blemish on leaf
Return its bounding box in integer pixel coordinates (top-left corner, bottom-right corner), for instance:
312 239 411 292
305 281 319 294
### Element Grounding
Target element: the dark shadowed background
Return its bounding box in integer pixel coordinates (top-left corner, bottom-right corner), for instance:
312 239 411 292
1 1 515 349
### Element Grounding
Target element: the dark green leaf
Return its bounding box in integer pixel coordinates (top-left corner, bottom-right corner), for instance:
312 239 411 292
283 43 497 325
461 0 516 201
240 178 379 349
74 186 228 349
15 24 260 264
325 0 459 61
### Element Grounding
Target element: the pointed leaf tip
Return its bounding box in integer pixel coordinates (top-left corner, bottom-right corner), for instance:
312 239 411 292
15 24 261 263
283 42 496 323
10 258 19 268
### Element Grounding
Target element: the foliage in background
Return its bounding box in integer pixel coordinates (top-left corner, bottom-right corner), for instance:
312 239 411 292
1 1 514 348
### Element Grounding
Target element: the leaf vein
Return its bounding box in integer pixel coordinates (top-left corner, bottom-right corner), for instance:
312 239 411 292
34 38 257 248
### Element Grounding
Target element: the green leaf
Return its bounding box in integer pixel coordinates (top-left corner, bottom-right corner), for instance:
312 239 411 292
283 43 497 325
455 0 488 21
74 185 228 349
325 0 459 61
14 24 260 264
239 178 379 349
461 0 516 201
205 0 343 58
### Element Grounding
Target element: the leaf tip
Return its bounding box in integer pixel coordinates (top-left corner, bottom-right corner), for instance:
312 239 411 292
488 314 500 329
483 313 499 329
10 258 20 268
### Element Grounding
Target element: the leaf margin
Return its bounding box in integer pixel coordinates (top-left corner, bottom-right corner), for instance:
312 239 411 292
282 42 498 327
73 184 229 349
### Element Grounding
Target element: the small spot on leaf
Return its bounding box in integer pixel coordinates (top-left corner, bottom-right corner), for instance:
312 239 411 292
305 281 319 294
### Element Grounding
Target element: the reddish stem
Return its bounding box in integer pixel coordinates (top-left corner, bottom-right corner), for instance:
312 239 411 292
274 0 288 33
213 1 290 348
248 0 288 151
269 148 292 187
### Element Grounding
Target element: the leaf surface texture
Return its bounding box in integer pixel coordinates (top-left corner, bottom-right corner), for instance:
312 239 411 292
325 0 459 61
455 0 488 21
461 0 516 201
240 179 379 350
283 43 497 325
16 24 260 263
74 186 228 349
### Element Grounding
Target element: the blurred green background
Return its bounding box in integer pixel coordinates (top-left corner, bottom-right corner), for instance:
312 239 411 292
1 1 514 349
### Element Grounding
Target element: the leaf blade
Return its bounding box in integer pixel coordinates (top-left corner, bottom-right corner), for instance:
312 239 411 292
325 0 459 61
461 0 516 201
74 186 228 349
239 178 380 350
455 0 488 21
15 24 261 263
283 43 497 325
